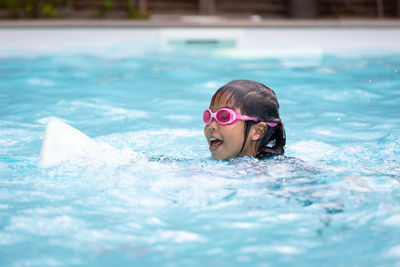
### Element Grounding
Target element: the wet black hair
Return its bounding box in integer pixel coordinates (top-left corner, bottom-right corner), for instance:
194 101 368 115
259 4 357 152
210 80 286 159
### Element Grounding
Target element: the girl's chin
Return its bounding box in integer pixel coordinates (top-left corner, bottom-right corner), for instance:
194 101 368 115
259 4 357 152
211 152 228 160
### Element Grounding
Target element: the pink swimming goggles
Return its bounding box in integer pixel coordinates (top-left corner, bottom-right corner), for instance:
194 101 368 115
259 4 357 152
203 108 281 127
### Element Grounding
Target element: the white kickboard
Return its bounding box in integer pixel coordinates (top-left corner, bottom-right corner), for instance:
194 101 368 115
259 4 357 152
39 118 97 168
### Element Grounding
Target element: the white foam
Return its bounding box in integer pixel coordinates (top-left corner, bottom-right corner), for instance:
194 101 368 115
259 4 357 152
232 222 257 229
277 213 300 221
384 214 400 226
289 140 337 161
27 77 54 87
204 81 219 88
163 115 193 120
159 230 205 243
6 215 86 236
39 118 98 168
61 101 149 119
241 245 302 255
386 244 400 258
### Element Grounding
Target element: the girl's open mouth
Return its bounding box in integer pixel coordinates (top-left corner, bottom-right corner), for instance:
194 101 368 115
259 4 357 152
209 137 223 151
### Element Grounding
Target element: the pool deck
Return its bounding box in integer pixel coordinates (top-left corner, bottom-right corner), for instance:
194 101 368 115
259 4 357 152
0 15 400 28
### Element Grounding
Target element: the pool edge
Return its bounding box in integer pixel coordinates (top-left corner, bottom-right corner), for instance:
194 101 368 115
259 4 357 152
1 18 400 28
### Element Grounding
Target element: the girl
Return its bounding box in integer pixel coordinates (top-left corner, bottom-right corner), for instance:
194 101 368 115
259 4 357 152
204 80 286 160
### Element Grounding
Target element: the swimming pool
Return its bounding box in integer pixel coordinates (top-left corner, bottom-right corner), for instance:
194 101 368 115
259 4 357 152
1 27 400 266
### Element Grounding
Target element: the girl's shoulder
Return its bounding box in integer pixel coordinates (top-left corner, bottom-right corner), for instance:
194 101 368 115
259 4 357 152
258 154 321 174
259 154 298 163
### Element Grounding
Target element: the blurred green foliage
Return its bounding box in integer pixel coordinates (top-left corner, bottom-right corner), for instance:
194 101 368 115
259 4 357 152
93 0 113 18
0 0 150 19
126 1 150 20
42 3 57 17
0 0 68 18
127 8 150 19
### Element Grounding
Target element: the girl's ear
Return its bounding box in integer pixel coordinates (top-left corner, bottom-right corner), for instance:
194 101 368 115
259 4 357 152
250 122 267 141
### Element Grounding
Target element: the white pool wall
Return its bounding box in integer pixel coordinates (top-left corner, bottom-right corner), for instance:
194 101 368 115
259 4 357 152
1 28 400 58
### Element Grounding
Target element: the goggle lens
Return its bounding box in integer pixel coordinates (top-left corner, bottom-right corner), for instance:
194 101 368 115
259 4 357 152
216 109 231 123
203 110 212 124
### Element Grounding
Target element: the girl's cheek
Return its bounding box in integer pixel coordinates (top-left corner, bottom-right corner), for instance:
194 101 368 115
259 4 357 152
204 125 210 136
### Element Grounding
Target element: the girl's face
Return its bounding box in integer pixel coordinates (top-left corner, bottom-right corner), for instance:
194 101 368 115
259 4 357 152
204 98 257 160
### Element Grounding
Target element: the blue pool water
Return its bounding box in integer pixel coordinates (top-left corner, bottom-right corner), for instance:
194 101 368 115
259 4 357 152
1 29 400 266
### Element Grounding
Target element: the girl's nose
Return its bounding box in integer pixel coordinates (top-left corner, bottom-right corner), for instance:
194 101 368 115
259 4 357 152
207 119 218 131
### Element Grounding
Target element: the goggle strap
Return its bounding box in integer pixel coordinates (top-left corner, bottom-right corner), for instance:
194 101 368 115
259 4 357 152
265 121 283 127
237 114 259 122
